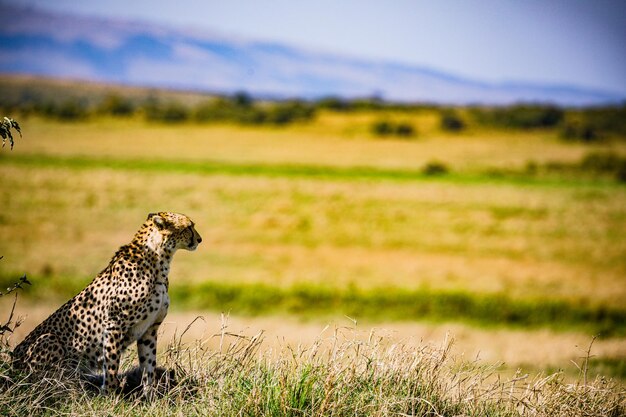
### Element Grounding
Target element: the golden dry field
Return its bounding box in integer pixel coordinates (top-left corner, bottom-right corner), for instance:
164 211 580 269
1 115 626 382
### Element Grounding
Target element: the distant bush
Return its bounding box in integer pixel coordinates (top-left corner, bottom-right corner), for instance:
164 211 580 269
350 97 387 111
195 98 252 123
371 120 416 138
316 96 351 111
232 91 253 108
579 152 626 182
422 161 449 176
315 96 387 112
371 120 393 136
395 122 415 137
36 99 90 121
543 151 626 183
440 110 465 132
194 93 266 124
472 104 564 129
265 100 316 125
98 94 135 116
562 105 626 142
144 100 190 123
469 104 625 139
579 152 623 172
561 120 600 143
195 96 315 126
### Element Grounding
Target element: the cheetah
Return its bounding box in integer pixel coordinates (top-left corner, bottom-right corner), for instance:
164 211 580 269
12 212 202 396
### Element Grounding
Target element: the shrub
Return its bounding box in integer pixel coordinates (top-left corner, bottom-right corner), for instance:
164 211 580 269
265 101 316 125
98 94 135 116
316 96 351 111
440 111 465 132
371 120 393 136
422 161 449 176
194 97 314 126
350 97 385 111
232 91 253 108
562 106 626 142
578 151 626 182
472 104 564 129
394 122 415 137
579 152 624 173
371 120 416 138
144 101 190 123
40 99 90 121
562 121 600 142
195 98 236 123
194 97 264 124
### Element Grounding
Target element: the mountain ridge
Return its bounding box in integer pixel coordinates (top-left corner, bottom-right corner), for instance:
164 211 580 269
0 3 622 106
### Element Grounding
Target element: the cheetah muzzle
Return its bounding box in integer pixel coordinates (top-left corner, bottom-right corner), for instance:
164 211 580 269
12 212 202 397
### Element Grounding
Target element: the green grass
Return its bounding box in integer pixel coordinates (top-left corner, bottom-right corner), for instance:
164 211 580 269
4 273 625 337
588 357 626 380
170 281 626 336
2 152 624 187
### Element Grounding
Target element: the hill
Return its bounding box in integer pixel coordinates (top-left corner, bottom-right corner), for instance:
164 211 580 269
0 2 622 106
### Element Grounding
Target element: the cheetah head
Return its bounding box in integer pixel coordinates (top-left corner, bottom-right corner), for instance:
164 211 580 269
147 212 202 251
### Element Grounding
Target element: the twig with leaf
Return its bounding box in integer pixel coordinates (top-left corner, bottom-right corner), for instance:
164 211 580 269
0 257 31 348
1 117 22 150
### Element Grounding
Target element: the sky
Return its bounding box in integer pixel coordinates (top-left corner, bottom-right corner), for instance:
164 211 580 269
12 0 626 95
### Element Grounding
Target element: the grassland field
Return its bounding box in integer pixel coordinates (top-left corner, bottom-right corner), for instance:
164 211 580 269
1 114 626 385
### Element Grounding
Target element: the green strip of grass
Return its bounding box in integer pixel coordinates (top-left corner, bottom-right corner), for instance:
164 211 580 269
2 153 463 181
1 153 621 187
5 273 622 337
170 281 626 337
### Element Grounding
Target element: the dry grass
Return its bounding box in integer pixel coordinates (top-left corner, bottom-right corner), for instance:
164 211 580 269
8 305 626 384
1 322 624 417
12 116 625 171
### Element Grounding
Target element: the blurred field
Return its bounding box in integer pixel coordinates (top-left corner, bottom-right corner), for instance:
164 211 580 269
1 116 625 379
2 118 625 296
5 112 622 170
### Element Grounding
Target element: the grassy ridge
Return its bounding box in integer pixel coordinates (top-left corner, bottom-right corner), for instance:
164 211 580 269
172 282 626 337
5 273 625 337
1 152 622 187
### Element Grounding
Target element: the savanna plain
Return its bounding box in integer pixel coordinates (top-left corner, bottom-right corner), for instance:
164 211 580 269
1 98 625 416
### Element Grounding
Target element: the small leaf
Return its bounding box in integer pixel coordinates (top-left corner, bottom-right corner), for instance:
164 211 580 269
20 274 32 285
11 119 21 136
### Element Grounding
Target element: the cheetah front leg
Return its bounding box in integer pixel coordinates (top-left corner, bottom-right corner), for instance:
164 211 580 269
102 323 124 394
137 321 161 398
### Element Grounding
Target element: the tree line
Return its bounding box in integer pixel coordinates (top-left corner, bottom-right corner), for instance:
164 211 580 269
2 85 625 140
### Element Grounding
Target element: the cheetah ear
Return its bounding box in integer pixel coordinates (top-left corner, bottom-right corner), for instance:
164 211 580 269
150 213 167 230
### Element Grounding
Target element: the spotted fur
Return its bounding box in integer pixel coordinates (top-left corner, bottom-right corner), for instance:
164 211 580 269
12 212 202 396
